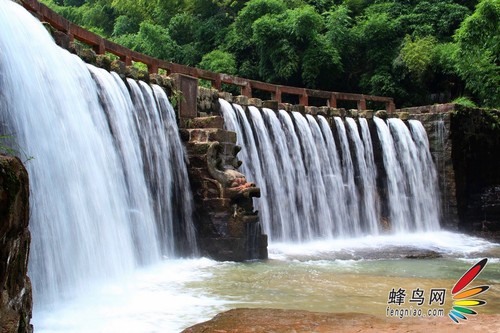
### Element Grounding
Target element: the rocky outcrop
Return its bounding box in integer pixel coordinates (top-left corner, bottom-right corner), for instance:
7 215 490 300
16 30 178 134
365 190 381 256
0 156 32 333
180 117 267 261
450 106 500 236
182 308 500 333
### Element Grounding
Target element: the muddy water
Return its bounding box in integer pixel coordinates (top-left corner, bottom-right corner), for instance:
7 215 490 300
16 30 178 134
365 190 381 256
188 232 500 317
33 232 499 332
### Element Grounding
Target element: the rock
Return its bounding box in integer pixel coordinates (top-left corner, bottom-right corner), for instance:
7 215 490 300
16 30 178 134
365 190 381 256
96 55 112 71
219 92 233 102
189 116 224 129
375 110 388 119
262 100 278 111
292 105 306 114
398 112 409 121
364 110 374 119
346 109 358 118
233 95 249 106
248 98 262 108
0 155 32 333
198 87 219 114
318 106 329 116
182 308 500 333
278 103 292 111
305 106 318 116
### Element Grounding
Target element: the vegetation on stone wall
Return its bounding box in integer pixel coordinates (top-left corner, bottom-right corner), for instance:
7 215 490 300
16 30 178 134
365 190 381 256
40 0 499 108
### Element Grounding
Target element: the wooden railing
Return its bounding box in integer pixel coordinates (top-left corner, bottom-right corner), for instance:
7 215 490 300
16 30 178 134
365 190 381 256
20 0 395 112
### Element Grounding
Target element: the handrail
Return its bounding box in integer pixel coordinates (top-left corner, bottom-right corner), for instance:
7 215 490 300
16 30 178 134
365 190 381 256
20 0 395 112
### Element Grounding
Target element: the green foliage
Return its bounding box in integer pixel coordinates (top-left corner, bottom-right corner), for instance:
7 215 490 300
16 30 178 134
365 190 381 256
45 0 497 108
168 13 199 45
114 21 180 61
454 0 500 108
399 35 437 81
113 15 139 36
0 135 34 163
199 50 237 74
452 96 478 108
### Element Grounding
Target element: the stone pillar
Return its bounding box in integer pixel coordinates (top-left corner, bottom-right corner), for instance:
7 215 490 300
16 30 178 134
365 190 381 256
241 83 252 98
357 98 367 111
0 156 32 333
299 93 308 106
329 95 337 108
274 88 282 103
171 73 198 120
387 100 396 114
180 120 268 261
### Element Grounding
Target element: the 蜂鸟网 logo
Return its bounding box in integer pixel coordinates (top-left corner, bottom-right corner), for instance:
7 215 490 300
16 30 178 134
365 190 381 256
448 258 489 323
386 258 490 324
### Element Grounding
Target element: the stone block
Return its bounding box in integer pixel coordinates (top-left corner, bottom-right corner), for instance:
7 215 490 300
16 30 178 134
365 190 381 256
306 106 318 116
137 69 150 82
318 107 329 116
330 108 341 117
96 55 112 71
233 95 249 106
78 48 97 65
219 92 233 102
52 31 70 50
187 129 209 142
190 116 224 129
263 100 279 111
248 98 263 108
125 66 139 80
364 110 374 119
375 110 388 119
398 112 409 121
208 129 237 144
292 105 306 114
186 142 212 154
279 103 292 112
149 73 163 86
347 109 359 118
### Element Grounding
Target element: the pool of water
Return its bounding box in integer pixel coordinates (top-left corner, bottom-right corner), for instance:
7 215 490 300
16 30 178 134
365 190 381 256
32 231 500 333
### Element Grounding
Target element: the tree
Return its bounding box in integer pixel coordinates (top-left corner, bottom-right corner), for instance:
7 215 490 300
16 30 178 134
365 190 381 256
399 35 437 82
199 50 237 74
454 0 500 107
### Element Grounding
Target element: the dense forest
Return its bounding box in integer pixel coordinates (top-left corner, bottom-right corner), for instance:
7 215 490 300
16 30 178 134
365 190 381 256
41 0 499 108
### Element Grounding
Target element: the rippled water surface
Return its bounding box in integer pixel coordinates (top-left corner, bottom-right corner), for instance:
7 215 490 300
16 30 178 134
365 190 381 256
33 231 499 333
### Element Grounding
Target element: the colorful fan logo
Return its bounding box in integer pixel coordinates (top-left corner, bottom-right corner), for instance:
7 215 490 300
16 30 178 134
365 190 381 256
448 258 489 323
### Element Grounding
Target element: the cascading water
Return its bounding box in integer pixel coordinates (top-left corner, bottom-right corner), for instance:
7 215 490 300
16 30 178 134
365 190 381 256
332 116 365 235
345 117 379 234
0 0 195 309
434 115 449 216
374 117 440 232
221 100 441 240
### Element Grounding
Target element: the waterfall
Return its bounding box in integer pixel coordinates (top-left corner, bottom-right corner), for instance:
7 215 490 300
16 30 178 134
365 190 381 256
221 100 441 240
359 118 380 233
345 117 379 234
374 117 440 232
434 116 449 216
0 0 195 307
333 117 362 235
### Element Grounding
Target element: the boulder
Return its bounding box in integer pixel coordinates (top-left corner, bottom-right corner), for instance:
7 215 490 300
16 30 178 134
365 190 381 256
0 155 32 333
